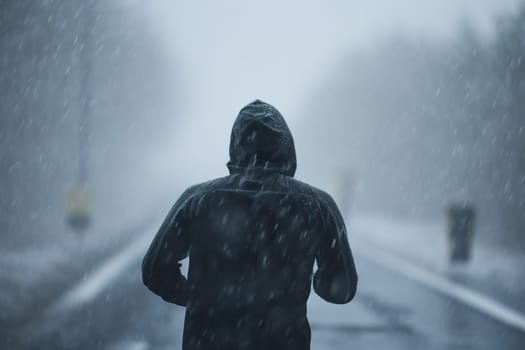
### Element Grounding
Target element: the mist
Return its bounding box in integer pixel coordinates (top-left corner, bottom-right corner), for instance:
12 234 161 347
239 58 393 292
133 0 520 181
1 1 525 349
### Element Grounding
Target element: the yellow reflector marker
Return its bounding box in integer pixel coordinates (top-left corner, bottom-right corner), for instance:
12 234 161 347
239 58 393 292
66 187 92 232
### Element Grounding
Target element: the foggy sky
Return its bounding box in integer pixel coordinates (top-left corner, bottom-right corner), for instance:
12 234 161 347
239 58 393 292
120 0 520 183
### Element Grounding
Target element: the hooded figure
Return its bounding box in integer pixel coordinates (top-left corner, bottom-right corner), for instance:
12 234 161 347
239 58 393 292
142 100 358 350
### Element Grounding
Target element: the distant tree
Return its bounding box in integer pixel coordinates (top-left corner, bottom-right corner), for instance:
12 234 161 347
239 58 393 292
487 3 525 247
301 3 525 249
0 1 181 244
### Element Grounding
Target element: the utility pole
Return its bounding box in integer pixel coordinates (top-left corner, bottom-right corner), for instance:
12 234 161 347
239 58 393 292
66 0 96 232
78 0 95 186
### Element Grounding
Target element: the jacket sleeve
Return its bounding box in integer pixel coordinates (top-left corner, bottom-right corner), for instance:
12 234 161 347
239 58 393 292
313 191 358 304
142 187 196 306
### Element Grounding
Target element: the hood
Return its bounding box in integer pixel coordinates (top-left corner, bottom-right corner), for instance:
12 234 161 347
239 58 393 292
227 100 297 177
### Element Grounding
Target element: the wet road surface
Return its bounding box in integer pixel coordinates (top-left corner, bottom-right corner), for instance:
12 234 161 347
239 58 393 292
6 236 525 350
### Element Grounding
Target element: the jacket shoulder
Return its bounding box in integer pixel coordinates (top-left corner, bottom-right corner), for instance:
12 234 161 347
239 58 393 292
287 178 346 227
178 176 232 204
286 178 335 205
184 176 230 194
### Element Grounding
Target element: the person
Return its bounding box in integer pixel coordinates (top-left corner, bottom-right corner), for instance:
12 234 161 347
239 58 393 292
142 100 358 350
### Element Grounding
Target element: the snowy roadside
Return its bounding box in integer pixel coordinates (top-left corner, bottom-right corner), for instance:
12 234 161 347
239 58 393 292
351 214 525 314
0 212 162 334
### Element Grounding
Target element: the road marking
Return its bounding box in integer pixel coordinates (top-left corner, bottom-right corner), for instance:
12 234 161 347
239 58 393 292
110 340 149 350
48 230 154 314
128 341 149 350
355 239 525 333
45 220 525 334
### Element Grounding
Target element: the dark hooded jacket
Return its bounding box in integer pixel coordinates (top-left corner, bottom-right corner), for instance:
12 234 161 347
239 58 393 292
142 100 358 350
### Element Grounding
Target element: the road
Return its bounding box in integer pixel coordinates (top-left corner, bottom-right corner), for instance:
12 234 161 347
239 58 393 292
5 233 525 350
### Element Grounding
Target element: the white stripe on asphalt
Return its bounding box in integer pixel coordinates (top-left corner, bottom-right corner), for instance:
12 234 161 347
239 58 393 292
355 239 525 333
110 340 150 350
128 341 149 350
46 222 525 334
48 230 154 314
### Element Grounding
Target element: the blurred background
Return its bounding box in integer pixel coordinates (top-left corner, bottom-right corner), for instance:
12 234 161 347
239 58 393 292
1 0 524 349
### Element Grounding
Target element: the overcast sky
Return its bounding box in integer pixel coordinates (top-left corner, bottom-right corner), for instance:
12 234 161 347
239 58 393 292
120 0 521 181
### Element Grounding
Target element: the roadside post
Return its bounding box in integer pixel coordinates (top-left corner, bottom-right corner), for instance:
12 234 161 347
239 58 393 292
66 186 92 232
66 1 96 233
446 203 476 262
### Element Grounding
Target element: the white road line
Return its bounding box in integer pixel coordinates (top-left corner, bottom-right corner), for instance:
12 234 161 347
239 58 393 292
128 341 149 350
355 239 525 333
48 230 154 314
109 340 150 350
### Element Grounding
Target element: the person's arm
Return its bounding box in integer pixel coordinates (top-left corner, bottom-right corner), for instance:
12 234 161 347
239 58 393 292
142 187 195 306
313 191 358 304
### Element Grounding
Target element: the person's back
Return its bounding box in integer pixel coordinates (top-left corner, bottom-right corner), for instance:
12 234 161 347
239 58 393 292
142 100 358 350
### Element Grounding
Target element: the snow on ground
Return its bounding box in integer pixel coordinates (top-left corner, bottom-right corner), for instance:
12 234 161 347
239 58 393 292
351 214 525 311
0 212 162 326
4 207 524 347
